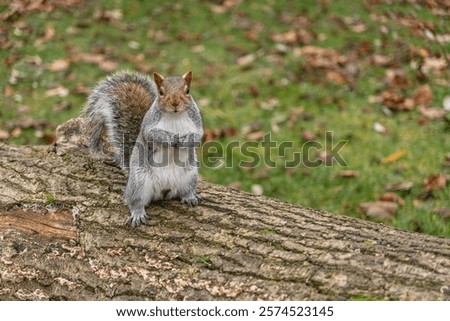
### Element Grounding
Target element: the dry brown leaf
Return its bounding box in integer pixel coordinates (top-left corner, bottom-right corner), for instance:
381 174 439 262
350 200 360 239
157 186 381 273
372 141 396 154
385 69 409 87
0 129 10 140
350 23 367 33
246 130 265 141
293 46 348 68
237 54 255 68
45 86 69 97
98 60 118 72
73 52 104 64
418 106 446 120
74 84 91 95
94 9 122 23
11 128 22 138
272 30 297 44
203 127 237 142
4 85 13 97
301 129 316 141
46 58 70 71
325 70 348 84
35 23 55 45
412 85 433 107
422 57 447 73
433 208 450 219
336 170 360 178
385 181 414 192
371 54 392 67
228 182 241 190
359 201 398 222
380 90 414 111
317 151 333 166
379 192 405 206
424 174 447 192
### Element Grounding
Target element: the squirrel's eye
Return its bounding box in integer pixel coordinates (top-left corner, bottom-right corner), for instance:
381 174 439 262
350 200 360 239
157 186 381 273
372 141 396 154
186 88 190 95
159 90 164 96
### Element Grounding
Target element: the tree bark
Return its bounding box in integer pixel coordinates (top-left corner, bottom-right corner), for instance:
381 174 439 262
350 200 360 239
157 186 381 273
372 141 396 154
0 118 449 301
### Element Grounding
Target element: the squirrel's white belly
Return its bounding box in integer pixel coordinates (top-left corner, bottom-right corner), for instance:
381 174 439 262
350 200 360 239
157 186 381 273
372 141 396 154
143 147 196 200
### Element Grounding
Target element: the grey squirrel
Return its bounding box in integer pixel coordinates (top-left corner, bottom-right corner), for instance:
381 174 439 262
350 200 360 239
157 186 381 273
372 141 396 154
83 70 204 227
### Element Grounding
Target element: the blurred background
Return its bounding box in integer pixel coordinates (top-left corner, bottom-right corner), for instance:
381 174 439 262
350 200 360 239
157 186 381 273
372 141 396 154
0 0 449 236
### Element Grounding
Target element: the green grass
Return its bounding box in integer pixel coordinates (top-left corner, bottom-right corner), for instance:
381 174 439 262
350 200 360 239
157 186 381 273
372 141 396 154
1 0 449 237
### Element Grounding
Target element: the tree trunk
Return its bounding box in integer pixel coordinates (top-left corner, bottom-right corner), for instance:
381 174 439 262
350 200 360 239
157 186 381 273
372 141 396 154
0 118 449 301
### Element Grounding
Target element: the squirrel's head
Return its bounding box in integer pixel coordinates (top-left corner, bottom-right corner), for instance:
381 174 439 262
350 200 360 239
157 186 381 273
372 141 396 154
153 71 192 114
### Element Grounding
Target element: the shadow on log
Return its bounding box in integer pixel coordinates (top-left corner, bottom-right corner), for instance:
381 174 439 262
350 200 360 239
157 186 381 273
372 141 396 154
0 118 449 300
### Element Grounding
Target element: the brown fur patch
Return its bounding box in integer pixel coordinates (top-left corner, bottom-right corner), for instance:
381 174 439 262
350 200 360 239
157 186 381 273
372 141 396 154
112 82 153 115
113 81 155 151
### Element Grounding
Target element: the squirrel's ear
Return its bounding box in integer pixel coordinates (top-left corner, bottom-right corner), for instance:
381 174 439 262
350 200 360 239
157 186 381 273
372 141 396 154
153 72 165 88
182 71 192 87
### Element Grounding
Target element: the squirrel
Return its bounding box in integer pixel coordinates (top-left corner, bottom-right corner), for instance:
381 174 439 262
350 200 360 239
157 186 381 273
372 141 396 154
83 70 204 227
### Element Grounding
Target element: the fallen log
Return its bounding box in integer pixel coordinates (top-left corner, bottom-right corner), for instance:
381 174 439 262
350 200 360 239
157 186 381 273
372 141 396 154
0 118 449 300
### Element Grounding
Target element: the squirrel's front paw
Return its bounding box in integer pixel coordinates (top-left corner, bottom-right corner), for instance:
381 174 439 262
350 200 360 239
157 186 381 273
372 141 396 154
125 209 149 227
181 194 202 207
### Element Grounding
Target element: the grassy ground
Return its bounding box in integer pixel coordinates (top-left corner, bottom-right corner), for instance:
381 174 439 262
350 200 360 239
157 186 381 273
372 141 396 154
1 0 449 237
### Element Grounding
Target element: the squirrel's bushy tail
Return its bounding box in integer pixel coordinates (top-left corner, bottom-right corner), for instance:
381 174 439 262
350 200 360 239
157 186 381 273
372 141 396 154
82 71 156 170
82 89 123 166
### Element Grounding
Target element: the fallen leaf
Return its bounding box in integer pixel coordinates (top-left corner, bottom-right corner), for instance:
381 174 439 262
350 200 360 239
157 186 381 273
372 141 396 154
350 23 367 33
424 174 447 192
336 170 360 178
412 85 433 107
422 57 447 74
381 149 406 164
379 192 405 206
228 182 241 190
380 90 414 111
418 106 446 120
203 127 237 142
94 9 123 23
0 129 10 140
271 29 314 45
237 54 255 68
45 86 69 97
301 129 316 141
371 54 392 67
272 30 297 44
385 181 414 191
74 84 91 95
98 60 117 72
316 150 333 166
359 201 398 222
46 58 70 71
35 23 55 45
11 128 22 138
4 85 13 97
53 102 72 112
246 130 265 141
433 208 450 219
385 68 409 88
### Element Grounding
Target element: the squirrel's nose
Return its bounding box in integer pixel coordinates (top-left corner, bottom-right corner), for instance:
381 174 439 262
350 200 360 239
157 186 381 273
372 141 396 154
172 100 183 111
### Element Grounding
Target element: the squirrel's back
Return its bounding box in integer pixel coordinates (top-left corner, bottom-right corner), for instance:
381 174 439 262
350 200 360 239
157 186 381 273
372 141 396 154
83 71 157 169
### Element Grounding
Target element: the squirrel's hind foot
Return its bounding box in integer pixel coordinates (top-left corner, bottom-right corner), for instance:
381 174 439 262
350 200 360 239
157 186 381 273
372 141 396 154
125 208 149 227
181 193 202 207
